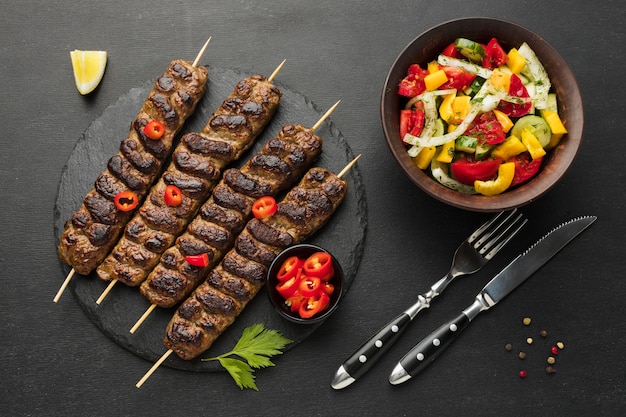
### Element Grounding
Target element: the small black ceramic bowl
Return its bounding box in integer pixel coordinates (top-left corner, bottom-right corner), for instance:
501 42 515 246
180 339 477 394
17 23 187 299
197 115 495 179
267 244 344 325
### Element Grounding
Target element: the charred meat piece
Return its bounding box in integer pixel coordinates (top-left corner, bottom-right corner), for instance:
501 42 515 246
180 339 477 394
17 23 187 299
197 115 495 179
97 75 282 286
164 167 347 360
57 60 208 275
140 124 322 308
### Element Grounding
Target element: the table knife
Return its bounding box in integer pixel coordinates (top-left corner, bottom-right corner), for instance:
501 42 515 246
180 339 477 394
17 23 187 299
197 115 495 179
388 215 596 385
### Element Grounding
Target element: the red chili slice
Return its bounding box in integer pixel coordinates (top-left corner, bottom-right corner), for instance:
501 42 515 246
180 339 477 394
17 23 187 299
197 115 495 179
276 256 304 282
276 268 303 299
303 252 334 281
185 253 209 267
143 120 166 140
298 292 331 319
252 196 278 219
298 276 323 297
114 190 139 212
164 184 182 207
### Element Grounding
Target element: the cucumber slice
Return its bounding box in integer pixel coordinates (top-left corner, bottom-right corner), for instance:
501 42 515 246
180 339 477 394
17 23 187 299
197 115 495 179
475 142 495 160
545 93 558 112
454 38 485 63
511 115 551 147
455 135 477 153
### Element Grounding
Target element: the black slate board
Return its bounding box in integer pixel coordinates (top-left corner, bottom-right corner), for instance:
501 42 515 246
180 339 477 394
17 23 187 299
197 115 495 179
54 66 367 372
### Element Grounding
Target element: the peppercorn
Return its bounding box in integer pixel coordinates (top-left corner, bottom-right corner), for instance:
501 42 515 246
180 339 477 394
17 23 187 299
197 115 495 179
539 330 548 338
505 343 512 351
547 356 556 365
546 366 556 374
518 351 526 360
557 341 565 350
519 370 527 378
551 346 559 355
526 337 533 345
523 317 532 326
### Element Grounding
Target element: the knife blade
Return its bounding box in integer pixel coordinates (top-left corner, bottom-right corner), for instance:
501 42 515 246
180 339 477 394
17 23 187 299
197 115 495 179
388 215 596 385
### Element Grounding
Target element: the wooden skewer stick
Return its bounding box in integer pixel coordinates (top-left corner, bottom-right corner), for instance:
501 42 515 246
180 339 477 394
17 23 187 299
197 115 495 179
337 154 362 178
54 40 213 304
96 279 118 305
192 37 211 67
128 101 343 332
136 349 174 388
135 156 363 387
267 59 286 83
310 100 341 133
53 268 75 303
130 303 157 334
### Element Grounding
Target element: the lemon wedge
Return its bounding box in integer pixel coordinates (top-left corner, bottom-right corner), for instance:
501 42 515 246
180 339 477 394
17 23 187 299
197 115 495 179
70 50 108 95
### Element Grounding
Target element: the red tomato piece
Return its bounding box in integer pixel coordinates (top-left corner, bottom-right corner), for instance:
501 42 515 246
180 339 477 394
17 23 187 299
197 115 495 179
397 64 428 98
466 111 507 145
185 253 209 267
164 184 182 207
497 74 532 117
143 120 166 140
298 292 331 319
440 66 476 90
303 252 334 281
252 196 278 219
450 157 503 185
442 42 460 58
399 105 425 143
276 256 304 282
113 190 139 212
509 154 543 187
482 38 508 69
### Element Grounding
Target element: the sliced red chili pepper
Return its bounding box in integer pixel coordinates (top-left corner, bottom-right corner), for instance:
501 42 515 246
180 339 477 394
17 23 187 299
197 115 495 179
298 276 323 297
185 253 209 267
298 292 331 319
114 190 139 212
143 120 166 140
285 293 305 313
276 256 304 282
509 154 543 187
164 184 183 207
252 196 278 219
303 252 334 281
276 268 303 299
322 282 335 296
482 38 508 69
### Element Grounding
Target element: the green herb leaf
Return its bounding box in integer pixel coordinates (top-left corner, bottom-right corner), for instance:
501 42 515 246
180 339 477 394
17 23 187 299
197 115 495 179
202 323 293 390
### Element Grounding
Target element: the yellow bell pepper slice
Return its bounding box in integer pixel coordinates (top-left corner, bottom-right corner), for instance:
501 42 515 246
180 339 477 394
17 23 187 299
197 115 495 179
474 162 516 196
506 48 526 74
545 133 564 150
521 128 547 160
438 93 456 123
436 141 455 163
493 109 514 133
425 69 448 91
491 135 527 160
414 146 437 170
451 95 471 124
489 68 511 92
541 110 568 135
427 61 440 74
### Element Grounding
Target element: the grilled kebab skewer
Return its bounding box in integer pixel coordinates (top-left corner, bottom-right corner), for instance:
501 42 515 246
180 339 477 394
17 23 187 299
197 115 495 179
54 39 211 303
136 157 360 388
94 62 286 304
129 102 340 333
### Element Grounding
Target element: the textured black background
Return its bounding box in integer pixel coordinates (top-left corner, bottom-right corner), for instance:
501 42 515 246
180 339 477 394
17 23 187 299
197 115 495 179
2 1 624 416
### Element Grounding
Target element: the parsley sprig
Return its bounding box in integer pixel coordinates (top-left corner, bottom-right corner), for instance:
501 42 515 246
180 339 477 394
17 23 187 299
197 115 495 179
202 323 292 390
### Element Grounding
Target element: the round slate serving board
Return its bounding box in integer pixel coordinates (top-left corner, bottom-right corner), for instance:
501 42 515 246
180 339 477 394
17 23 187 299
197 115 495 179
54 66 368 371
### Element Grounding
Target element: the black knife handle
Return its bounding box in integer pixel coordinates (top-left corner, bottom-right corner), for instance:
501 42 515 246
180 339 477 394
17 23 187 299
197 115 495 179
342 312 412 380
398 312 470 377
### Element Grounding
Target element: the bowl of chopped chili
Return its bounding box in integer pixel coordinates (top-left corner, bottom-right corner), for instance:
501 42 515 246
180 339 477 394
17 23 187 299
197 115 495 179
266 244 344 324
381 17 583 212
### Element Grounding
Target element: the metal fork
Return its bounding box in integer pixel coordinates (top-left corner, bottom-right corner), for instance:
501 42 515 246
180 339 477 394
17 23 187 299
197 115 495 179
331 209 527 389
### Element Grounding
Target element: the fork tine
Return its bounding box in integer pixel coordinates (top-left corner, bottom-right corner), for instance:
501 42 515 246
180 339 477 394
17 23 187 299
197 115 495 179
469 208 517 245
479 211 527 259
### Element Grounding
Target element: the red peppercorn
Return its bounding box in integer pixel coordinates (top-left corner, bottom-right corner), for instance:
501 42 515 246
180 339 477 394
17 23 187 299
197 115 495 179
551 346 559 355
519 370 527 378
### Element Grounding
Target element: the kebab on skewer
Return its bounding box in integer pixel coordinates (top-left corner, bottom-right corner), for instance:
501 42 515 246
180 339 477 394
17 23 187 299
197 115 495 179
137 156 360 388
129 102 341 333
54 39 211 303
94 61 286 304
